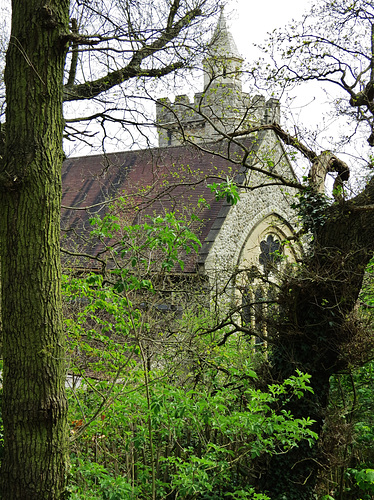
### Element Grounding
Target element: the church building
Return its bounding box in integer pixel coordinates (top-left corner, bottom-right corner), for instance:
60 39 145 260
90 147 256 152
61 10 300 308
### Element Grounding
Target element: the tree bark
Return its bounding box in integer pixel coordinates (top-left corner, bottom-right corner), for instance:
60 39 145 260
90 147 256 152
0 1 70 497
259 181 374 499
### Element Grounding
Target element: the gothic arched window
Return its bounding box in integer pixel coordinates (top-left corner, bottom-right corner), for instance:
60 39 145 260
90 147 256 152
259 234 282 275
240 233 284 348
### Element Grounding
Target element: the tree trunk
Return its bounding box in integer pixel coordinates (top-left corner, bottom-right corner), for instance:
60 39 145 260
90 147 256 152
259 186 374 499
0 1 70 498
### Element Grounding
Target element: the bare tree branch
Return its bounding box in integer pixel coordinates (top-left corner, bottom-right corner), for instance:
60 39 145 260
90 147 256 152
64 6 202 102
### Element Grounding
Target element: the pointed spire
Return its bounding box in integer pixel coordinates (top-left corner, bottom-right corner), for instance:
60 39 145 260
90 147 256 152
208 7 243 62
203 7 243 91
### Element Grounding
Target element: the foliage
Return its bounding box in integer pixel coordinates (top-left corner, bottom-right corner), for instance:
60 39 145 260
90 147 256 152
66 355 317 499
318 359 374 500
63 213 318 499
63 211 203 381
351 468 374 493
89 211 201 272
317 261 374 499
290 184 330 233
208 177 240 206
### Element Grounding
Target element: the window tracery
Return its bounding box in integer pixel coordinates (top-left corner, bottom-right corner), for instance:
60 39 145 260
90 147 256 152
259 234 282 274
240 233 284 348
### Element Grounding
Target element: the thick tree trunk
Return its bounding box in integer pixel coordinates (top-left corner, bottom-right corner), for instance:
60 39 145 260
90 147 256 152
0 1 70 498
259 185 374 499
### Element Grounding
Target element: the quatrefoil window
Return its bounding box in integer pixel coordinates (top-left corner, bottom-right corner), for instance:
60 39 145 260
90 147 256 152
259 235 282 273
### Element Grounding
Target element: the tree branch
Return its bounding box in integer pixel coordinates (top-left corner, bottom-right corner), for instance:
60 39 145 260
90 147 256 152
230 122 351 195
66 18 79 87
63 6 202 102
229 123 317 162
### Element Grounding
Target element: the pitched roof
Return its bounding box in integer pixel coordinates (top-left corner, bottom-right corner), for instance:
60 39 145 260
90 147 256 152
61 139 257 272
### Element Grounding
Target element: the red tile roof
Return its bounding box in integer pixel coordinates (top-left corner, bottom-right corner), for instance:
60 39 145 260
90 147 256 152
61 140 255 272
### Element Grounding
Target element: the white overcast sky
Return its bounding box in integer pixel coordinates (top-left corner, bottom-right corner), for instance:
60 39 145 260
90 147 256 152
226 0 356 159
227 0 311 60
225 0 323 121
227 0 323 119
1 0 358 164
224 0 369 188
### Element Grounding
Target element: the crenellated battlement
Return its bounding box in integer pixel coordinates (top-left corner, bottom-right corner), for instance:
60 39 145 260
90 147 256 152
156 90 281 147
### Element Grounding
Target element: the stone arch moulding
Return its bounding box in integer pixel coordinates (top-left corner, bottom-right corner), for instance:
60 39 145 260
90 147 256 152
236 211 300 272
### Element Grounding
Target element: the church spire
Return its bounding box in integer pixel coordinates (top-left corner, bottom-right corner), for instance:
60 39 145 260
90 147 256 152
203 7 244 91
210 7 243 62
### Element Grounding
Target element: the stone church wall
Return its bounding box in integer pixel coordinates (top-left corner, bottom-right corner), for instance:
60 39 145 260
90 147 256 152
203 130 300 307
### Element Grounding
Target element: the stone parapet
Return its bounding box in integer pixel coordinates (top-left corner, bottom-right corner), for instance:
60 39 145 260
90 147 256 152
156 90 280 147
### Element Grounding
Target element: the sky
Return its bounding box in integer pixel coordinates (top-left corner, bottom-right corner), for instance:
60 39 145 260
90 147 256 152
1 0 358 167
226 0 357 160
220 0 368 190
226 0 326 129
228 0 311 60
60 0 336 164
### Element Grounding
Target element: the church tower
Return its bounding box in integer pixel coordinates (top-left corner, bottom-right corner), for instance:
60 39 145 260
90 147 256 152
156 9 280 147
